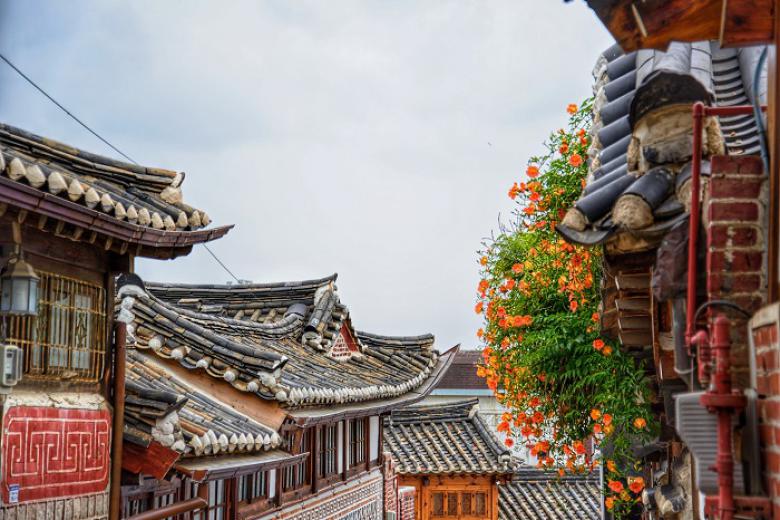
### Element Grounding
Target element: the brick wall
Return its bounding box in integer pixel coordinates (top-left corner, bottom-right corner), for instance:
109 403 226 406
754 318 780 517
704 155 767 388
398 487 415 520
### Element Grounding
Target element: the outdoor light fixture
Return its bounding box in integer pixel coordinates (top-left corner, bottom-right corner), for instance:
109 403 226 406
0 246 39 317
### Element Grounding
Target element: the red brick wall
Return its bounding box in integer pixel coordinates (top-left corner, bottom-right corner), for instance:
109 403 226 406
705 155 767 388
398 486 416 520
754 320 780 517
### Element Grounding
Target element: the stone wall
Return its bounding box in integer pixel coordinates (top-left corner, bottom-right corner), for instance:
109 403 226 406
260 469 384 520
0 491 108 520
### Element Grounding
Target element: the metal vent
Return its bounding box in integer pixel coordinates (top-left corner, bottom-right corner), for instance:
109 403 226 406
675 391 745 495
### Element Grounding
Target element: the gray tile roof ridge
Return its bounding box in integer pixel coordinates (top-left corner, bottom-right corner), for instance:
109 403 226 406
146 273 338 292
356 330 435 348
0 122 215 232
118 276 442 408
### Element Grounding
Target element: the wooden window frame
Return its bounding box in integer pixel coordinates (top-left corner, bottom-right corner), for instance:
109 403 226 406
6 271 106 383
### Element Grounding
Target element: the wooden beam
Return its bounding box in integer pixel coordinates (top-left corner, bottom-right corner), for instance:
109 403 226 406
720 0 774 47
586 0 773 51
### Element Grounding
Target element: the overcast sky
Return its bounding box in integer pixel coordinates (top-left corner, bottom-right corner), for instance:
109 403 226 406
0 1 612 351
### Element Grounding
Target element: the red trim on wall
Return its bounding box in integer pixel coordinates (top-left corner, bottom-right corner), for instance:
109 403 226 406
1 406 111 503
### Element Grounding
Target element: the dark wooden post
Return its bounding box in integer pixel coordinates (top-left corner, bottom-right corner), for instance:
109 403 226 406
342 420 349 481
109 321 127 520
276 466 284 507
312 425 320 493
364 417 370 472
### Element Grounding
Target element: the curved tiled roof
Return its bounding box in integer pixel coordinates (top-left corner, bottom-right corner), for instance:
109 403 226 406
383 399 513 475
125 349 280 457
116 274 439 408
0 123 212 231
557 42 767 248
498 468 601 520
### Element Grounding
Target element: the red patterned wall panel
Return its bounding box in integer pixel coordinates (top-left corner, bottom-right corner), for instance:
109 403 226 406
1 406 111 504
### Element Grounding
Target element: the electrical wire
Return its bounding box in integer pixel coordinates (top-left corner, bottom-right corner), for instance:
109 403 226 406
203 244 240 283
0 52 138 165
0 51 243 284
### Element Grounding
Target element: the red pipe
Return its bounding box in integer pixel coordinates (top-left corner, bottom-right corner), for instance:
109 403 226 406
686 102 705 350
699 316 746 520
685 103 761 351
685 103 763 519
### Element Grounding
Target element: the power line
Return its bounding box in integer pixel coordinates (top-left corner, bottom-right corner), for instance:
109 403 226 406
0 52 138 164
0 51 243 284
203 244 241 283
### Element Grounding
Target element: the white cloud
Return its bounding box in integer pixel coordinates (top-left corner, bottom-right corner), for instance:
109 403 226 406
0 0 613 349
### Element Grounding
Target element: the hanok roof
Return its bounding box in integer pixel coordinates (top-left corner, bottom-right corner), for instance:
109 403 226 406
383 399 513 475
434 350 487 391
557 42 766 249
116 273 446 411
0 123 231 257
125 349 280 457
498 467 601 520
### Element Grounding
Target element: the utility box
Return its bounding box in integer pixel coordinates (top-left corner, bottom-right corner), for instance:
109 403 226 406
0 344 22 392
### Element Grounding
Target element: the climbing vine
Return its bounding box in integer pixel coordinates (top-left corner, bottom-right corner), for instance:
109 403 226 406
475 100 655 517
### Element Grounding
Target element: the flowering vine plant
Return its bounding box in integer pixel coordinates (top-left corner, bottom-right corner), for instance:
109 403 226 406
476 100 656 517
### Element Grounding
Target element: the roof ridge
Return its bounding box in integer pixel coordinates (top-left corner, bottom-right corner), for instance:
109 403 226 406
0 122 178 190
146 273 338 292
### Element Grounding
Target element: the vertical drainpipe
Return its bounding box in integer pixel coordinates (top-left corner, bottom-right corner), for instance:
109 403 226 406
686 102 705 350
109 321 127 520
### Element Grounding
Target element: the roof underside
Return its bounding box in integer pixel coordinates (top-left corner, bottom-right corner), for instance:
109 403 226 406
383 399 512 475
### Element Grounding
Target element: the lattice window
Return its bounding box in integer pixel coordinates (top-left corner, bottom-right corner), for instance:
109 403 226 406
281 429 311 492
318 423 338 477
6 272 106 382
348 418 366 467
238 471 268 504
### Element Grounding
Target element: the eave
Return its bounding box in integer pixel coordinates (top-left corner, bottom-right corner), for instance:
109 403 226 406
175 450 306 482
285 344 460 426
585 0 773 51
0 175 232 259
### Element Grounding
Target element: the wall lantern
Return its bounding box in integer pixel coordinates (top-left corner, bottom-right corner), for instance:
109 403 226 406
0 247 39 317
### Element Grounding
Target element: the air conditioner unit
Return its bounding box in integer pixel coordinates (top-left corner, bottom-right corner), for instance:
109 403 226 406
0 343 22 393
385 512 397 520
675 389 762 496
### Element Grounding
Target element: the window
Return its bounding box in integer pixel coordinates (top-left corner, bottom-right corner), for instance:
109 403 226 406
318 424 338 477
281 429 310 493
205 479 228 520
6 272 106 381
430 491 487 518
348 418 366 467
237 471 268 504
